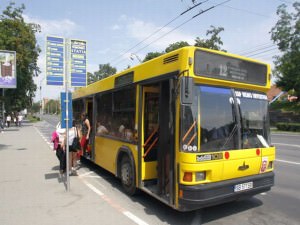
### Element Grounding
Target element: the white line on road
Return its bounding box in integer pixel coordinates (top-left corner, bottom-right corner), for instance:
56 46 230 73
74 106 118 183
82 180 149 225
123 211 150 225
276 159 300 165
83 181 104 196
273 143 300 148
272 133 300 137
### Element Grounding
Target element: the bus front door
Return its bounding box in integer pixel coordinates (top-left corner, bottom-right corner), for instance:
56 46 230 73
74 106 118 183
141 86 159 185
141 81 174 201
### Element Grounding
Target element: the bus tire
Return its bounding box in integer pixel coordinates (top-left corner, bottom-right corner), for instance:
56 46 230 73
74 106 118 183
120 155 136 195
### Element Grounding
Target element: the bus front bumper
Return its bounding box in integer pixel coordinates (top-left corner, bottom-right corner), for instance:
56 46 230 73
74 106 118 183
178 172 274 211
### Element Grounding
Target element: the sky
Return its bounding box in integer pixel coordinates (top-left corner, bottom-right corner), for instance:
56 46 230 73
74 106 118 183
0 0 295 102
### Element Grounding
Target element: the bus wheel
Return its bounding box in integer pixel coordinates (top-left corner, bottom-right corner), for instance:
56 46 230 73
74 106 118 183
121 155 136 195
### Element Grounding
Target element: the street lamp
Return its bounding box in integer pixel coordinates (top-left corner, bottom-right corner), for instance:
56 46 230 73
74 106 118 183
39 76 45 115
130 53 142 63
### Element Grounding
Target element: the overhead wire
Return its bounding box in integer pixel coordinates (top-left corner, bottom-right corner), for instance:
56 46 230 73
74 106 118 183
245 47 279 57
112 0 231 68
108 0 209 65
110 0 289 70
240 44 277 56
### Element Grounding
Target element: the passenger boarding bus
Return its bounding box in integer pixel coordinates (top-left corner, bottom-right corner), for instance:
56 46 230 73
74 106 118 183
72 46 275 211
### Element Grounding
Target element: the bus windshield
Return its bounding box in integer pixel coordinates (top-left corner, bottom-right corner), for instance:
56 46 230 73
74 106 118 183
180 85 270 152
236 90 270 149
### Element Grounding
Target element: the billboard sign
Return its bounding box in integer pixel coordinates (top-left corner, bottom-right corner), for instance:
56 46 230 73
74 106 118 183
70 39 87 87
46 36 64 86
0 50 16 89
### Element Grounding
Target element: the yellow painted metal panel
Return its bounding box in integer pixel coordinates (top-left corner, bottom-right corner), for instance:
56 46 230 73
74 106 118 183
178 147 275 186
142 161 157 180
94 136 138 176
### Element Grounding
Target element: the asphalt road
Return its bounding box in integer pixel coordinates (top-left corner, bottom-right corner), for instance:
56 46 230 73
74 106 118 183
37 114 300 225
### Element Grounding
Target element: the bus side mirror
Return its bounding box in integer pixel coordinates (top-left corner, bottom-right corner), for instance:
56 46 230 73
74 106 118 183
180 77 194 105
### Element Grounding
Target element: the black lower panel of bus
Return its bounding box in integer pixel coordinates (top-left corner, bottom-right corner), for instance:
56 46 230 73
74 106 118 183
178 172 274 211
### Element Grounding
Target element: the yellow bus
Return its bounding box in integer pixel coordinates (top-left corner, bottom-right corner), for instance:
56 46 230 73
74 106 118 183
72 46 275 211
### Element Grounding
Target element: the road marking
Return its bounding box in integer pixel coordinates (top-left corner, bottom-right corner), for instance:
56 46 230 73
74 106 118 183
82 180 149 225
276 159 300 165
273 143 300 148
272 133 300 137
34 126 53 150
79 171 95 177
123 211 149 225
83 181 104 196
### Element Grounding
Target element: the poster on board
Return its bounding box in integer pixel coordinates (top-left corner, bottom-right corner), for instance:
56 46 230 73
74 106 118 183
0 50 16 89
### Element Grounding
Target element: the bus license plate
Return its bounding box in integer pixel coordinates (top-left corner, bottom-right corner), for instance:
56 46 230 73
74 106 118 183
234 181 253 192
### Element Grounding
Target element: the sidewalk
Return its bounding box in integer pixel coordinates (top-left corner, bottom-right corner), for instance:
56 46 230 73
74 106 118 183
0 122 123 225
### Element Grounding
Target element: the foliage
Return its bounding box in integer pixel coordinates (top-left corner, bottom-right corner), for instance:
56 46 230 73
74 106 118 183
143 52 164 62
30 102 40 114
44 99 60 114
88 63 116 84
143 26 225 62
0 2 41 112
270 2 300 99
270 98 300 113
194 26 225 51
165 41 190 53
276 122 300 132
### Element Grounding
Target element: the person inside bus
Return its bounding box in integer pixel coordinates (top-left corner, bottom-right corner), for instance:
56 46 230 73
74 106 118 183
80 112 91 157
96 121 109 135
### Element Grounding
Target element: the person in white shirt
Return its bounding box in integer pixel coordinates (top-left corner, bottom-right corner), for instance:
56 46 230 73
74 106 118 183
17 114 23 127
6 114 11 128
62 121 80 175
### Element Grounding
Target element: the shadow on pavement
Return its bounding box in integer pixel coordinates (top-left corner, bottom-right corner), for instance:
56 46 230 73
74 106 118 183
0 144 11 151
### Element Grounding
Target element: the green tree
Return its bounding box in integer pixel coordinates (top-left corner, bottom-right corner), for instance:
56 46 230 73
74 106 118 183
143 52 164 62
30 102 40 114
165 41 190 53
88 63 116 84
270 2 300 98
44 99 60 114
0 3 41 112
143 26 225 62
194 26 225 51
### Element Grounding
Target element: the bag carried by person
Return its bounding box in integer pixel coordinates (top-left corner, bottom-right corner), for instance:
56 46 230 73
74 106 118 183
51 131 59 150
71 127 81 150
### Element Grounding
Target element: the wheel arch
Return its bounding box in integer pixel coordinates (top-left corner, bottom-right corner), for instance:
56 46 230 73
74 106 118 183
115 145 136 179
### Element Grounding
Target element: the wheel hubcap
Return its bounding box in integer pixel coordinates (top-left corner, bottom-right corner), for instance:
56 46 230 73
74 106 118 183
121 164 130 185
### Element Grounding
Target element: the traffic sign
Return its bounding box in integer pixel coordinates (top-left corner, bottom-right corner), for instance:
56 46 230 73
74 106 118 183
60 92 72 129
71 39 87 87
46 36 64 86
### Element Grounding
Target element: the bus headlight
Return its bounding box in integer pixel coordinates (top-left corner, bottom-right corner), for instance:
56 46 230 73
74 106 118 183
195 171 206 181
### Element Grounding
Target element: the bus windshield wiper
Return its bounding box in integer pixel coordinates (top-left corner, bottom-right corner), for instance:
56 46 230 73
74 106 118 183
221 123 238 150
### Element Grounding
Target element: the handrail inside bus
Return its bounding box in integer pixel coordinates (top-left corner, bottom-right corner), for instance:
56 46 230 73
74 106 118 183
182 120 197 142
187 133 197 146
143 127 158 147
143 137 158 158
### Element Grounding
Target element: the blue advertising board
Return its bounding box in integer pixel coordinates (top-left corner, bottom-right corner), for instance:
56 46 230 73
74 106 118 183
46 36 64 86
60 92 72 129
71 39 87 87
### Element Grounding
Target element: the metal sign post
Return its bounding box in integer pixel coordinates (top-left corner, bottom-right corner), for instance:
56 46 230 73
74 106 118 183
65 38 70 191
46 35 86 191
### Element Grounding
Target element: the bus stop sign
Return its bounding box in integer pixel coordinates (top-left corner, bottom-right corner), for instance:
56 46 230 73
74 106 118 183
61 92 72 128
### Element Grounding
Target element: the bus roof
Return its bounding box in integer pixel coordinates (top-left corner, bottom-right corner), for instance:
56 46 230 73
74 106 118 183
73 46 270 99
